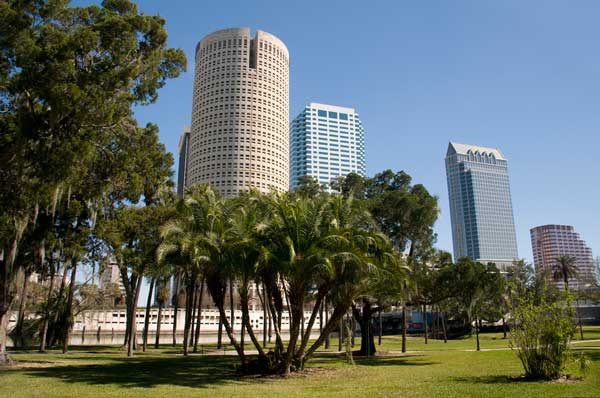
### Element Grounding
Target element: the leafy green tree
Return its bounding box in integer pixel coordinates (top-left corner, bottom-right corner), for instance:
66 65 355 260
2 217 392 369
332 170 439 353
100 197 174 357
501 260 536 337
505 261 535 299
103 282 125 307
330 172 366 198
353 247 409 355
407 251 458 343
452 258 505 351
0 0 185 363
293 176 325 198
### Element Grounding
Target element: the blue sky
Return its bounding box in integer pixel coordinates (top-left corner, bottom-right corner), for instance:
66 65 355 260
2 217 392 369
79 0 600 264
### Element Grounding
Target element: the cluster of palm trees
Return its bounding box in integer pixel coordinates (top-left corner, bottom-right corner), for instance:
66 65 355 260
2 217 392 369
156 185 403 375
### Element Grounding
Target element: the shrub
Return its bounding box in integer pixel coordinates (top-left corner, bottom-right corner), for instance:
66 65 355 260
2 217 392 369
509 294 575 380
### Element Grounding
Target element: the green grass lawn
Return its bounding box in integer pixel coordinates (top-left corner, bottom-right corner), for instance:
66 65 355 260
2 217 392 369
2 329 599 398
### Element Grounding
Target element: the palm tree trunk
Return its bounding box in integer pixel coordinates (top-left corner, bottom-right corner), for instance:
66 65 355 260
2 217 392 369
172 272 180 346
154 300 163 349
402 303 408 353
432 307 438 339
193 280 204 353
123 302 131 348
475 317 480 352
0 311 10 365
351 315 355 348
229 279 234 320
120 266 133 350
264 287 284 354
304 304 348 360
261 283 267 347
268 301 272 344
62 258 78 354
49 259 69 347
324 297 330 349
217 302 245 360
127 276 143 357
423 305 428 344
239 283 245 355
39 261 56 352
297 293 325 368
353 301 376 356
240 287 265 357
319 300 323 334
300 305 305 342
442 311 448 343
14 272 30 348
142 277 155 352
0 263 21 364
338 317 343 351
577 307 584 340
378 309 383 346
182 277 194 356
189 284 198 349
217 315 223 348
283 292 304 375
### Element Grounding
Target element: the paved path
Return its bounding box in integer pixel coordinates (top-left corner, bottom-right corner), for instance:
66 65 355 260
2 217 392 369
453 339 600 353
183 339 600 356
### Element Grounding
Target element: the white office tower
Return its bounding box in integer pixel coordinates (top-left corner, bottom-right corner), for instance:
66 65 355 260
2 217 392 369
290 103 366 190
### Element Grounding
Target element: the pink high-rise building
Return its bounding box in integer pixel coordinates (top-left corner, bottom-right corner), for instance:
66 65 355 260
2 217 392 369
530 224 595 290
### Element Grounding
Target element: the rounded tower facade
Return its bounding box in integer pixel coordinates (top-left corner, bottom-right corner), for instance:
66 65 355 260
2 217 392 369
187 28 290 196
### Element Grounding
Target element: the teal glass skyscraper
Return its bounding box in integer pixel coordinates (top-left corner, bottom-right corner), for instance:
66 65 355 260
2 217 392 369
445 142 518 269
290 103 366 190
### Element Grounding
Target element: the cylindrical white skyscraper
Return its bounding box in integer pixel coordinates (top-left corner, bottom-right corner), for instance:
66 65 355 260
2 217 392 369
187 28 290 196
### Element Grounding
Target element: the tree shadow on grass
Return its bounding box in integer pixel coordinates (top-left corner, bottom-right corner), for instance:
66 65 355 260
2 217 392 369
353 355 438 367
18 355 245 389
451 375 540 385
9 351 453 389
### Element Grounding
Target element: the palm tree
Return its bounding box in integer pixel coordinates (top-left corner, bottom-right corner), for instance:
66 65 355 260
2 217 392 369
157 187 211 356
264 193 400 366
158 185 245 358
256 192 332 373
228 191 268 358
553 255 579 291
154 276 171 348
158 188 402 374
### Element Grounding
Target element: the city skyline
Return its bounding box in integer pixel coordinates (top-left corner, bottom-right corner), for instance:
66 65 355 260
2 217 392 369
4 2 600 386
103 0 600 264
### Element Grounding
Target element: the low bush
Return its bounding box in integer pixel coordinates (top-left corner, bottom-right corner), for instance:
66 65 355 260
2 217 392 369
509 294 575 380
